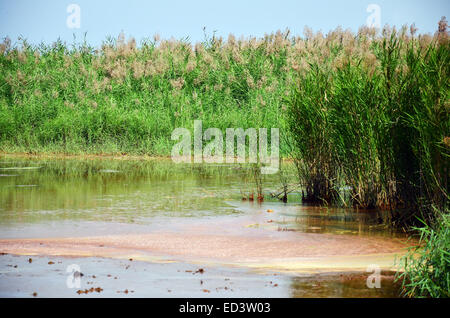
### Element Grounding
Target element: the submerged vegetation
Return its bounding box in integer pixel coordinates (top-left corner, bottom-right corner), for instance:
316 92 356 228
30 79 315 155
0 18 449 297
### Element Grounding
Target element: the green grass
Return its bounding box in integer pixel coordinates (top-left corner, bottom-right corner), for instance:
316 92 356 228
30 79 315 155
0 33 288 156
397 209 450 298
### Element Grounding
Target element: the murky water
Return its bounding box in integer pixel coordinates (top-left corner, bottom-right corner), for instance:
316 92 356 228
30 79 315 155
0 156 409 297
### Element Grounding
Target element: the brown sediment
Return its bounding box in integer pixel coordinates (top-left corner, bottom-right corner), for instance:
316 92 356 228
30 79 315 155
0 229 410 273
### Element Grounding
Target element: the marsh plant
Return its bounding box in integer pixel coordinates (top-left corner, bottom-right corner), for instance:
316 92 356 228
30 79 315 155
0 30 290 155
170 120 279 174
285 18 449 225
397 209 449 298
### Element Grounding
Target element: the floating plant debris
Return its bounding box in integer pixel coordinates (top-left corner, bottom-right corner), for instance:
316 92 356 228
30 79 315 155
76 287 103 294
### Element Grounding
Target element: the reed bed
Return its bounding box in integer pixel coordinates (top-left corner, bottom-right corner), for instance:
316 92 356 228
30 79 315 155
285 19 449 226
0 31 290 155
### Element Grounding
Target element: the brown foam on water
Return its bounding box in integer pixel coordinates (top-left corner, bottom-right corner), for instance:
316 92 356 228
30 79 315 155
0 220 411 273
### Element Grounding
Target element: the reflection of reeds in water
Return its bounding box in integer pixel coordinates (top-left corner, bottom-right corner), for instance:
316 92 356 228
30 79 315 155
0 158 283 222
270 161 300 203
252 164 264 202
239 164 264 202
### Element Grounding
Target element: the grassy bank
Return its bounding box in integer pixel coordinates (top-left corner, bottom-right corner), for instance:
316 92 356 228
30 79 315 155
397 209 449 297
0 30 289 155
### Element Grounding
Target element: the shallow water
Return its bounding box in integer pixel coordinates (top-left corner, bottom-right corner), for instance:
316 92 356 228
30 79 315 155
0 156 409 297
0 254 401 298
0 156 400 236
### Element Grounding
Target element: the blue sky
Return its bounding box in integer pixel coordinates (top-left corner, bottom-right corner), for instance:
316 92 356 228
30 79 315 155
1 0 449 47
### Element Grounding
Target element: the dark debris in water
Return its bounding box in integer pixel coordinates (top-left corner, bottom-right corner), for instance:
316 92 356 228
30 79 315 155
76 287 103 294
73 271 84 278
116 289 134 294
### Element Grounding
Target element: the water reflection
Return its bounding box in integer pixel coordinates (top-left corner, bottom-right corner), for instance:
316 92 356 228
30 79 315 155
289 271 402 298
0 158 272 223
0 157 405 240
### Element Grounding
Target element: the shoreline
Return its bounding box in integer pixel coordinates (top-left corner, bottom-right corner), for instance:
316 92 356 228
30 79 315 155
0 151 173 161
0 151 296 162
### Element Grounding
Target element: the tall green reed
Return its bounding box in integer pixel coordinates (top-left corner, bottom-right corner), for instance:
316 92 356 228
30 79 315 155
285 21 449 225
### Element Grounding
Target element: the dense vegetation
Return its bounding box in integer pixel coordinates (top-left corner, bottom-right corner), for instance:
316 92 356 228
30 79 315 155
397 210 449 297
0 19 448 297
285 21 449 223
0 30 288 155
